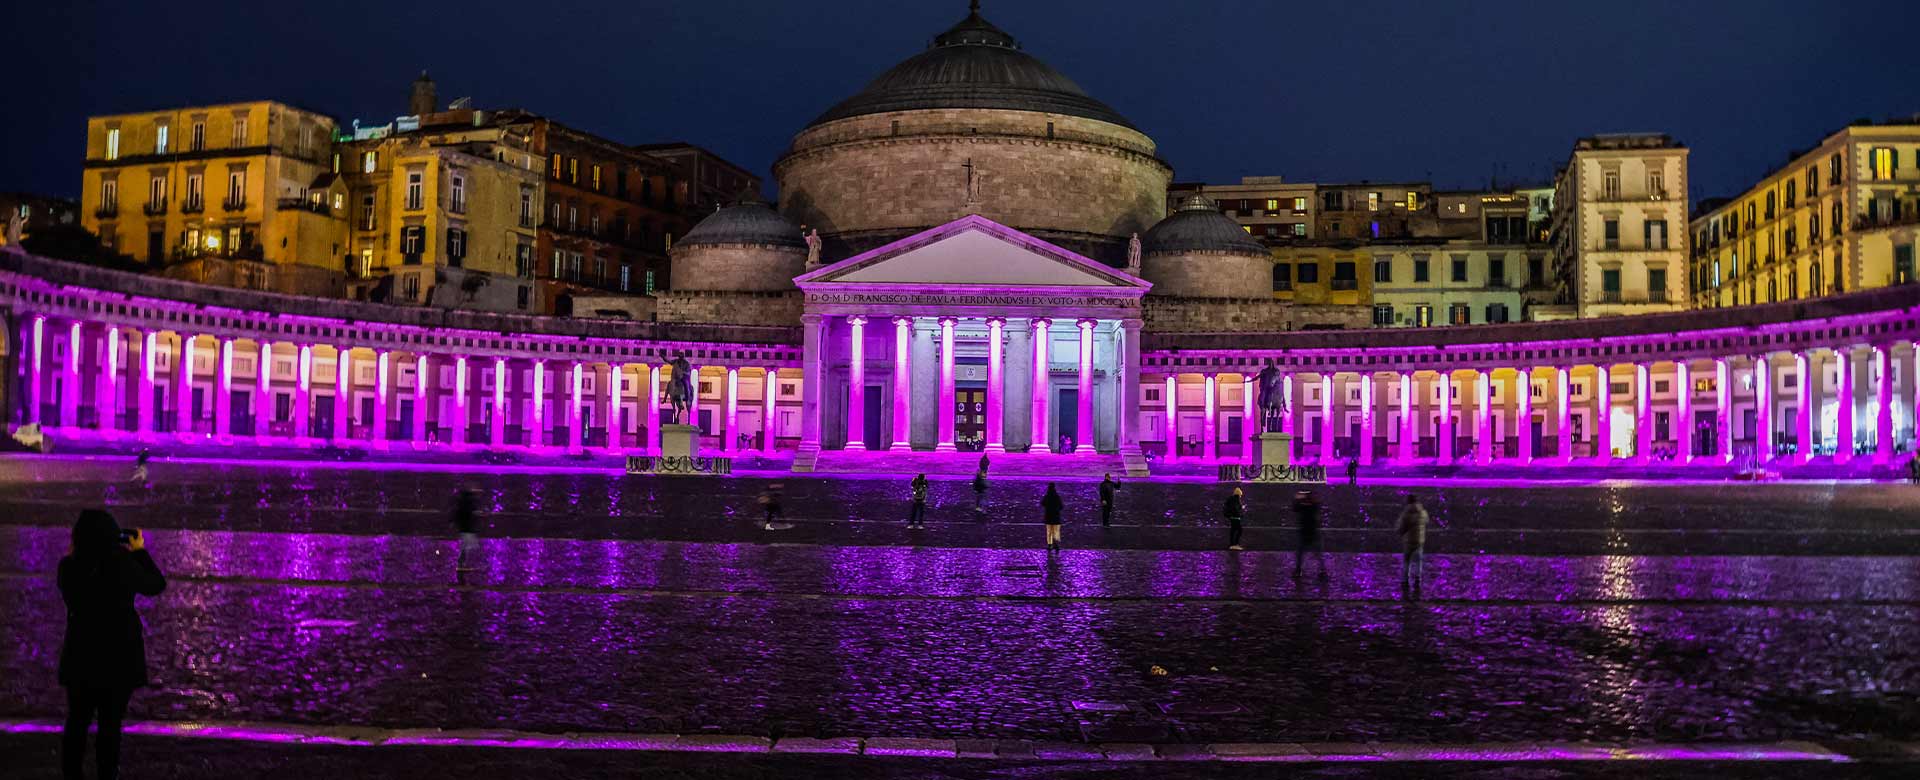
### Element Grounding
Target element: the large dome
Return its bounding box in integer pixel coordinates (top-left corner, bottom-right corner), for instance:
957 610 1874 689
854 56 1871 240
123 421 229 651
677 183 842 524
806 8 1135 130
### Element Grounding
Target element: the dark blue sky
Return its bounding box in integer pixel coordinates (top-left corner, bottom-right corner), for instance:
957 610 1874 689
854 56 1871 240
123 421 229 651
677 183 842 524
10 0 1918 204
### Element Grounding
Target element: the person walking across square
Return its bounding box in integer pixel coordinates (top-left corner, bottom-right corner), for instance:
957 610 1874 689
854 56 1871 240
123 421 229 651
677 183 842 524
1041 483 1065 551
1098 474 1118 526
451 488 480 571
1225 487 1246 550
1397 494 1430 596
908 473 929 529
1291 489 1326 579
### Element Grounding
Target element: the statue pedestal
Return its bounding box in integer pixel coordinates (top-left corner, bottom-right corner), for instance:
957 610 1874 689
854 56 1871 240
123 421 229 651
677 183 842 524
1258 432 1293 469
660 424 699 459
627 424 731 475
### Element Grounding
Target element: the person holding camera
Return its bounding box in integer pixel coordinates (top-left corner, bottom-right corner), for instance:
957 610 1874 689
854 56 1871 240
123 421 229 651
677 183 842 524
59 509 167 780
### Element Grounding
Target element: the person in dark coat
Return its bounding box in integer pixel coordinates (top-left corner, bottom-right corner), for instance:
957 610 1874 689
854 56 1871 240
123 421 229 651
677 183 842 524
908 474 929 529
60 509 166 780
451 489 479 570
1041 483 1065 551
978 453 990 474
1225 487 1246 550
1098 474 1118 526
972 469 988 509
1291 490 1327 579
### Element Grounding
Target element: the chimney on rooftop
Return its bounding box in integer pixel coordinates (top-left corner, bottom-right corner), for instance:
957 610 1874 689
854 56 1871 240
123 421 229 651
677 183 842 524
409 71 437 116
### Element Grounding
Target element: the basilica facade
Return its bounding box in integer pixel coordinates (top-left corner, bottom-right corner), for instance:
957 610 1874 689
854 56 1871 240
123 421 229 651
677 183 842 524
7 7 1920 476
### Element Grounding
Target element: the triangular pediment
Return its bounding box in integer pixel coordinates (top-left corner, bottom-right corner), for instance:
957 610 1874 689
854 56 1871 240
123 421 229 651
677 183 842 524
795 215 1149 291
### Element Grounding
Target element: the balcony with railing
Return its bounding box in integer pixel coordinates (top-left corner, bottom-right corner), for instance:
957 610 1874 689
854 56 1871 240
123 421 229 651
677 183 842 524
181 197 203 214
1329 278 1358 291
222 195 247 211
275 197 338 216
93 204 118 219
1599 290 1623 303
142 199 167 216
1854 208 1920 232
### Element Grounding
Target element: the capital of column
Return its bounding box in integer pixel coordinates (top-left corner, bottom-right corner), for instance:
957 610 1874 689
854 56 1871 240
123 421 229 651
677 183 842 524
800 313 825 326
892 316 913 329
847 315 868 327
985 316 1006 328
938 316 958 328
1030 317 1051 332
1076 318 1097 331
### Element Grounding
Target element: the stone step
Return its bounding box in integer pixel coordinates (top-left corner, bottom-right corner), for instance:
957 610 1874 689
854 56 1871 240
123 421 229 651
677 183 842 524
790 444 821 473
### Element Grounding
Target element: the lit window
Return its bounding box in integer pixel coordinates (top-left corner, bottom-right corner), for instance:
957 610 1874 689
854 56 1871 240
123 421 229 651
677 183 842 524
1368 192 1380 211
362 151 377 173
105 127 120 160
592 165 603 191
1648 170 1665 198
191 122 205 151
405 172 423 210
1870 147 1896 180
1405 191 1419 210
1292 197 1306 211
99 179 118 210
1291 223 1305 237
1265 198 1278 212
231 116 248 147
154 123 169 154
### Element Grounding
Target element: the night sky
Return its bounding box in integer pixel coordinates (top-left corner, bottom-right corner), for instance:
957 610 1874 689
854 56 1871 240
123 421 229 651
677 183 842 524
8 0 1918 205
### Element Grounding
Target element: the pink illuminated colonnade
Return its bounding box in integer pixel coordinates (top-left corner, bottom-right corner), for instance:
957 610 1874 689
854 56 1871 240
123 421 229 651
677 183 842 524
8 249 1920 472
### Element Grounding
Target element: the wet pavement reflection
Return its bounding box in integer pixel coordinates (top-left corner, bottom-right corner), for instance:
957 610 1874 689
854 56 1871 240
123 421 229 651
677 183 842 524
1 457 1917 749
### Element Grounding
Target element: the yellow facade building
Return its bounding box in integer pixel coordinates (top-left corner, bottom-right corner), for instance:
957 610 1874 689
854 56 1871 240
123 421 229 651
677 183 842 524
80 101 345 295
339 113 544 311
1268 244 1374 308
1690 120 1920 308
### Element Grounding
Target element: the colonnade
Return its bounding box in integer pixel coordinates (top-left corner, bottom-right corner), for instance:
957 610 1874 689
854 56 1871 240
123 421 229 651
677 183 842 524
805 313 1141 454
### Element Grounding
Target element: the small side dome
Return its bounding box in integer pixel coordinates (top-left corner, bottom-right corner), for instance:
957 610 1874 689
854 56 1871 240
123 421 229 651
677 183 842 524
678 195 805 249
671 192 808 293
1142 195 1268 256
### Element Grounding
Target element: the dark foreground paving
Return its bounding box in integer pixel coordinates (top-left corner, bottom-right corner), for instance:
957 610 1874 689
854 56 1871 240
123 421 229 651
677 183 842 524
4 457 1920 555
5 733 1916 780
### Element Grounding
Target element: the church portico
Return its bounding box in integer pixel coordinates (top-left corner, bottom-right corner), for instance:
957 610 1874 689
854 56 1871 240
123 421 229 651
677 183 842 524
790 215 1149 471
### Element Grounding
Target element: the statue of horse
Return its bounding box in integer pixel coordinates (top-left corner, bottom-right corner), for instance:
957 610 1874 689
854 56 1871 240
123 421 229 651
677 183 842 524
666 356 694 425
1255 364 1288 433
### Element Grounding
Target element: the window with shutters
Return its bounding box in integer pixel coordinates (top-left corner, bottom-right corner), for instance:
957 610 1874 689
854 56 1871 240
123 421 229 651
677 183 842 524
1870 147 1897 180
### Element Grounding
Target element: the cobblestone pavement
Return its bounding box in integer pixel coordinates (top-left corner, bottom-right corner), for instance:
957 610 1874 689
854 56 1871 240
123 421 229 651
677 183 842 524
3 571 1918 745
5 526 1920 604
3 457 1919 555
3 457 1919 775
6 733 1916 780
